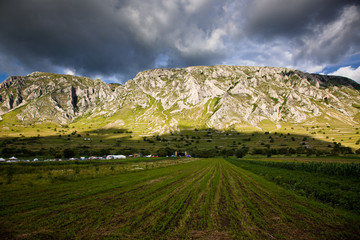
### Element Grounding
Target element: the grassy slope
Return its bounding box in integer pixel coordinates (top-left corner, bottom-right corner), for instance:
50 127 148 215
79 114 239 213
0 126 359 160
0 158 359 239
2 98 360 157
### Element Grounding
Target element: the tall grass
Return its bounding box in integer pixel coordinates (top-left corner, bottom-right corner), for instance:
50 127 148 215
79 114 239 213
227 158 360 213
237 160 360 179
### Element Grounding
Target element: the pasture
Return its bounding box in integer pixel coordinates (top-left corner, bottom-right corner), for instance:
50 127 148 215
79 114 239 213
1 157 359 239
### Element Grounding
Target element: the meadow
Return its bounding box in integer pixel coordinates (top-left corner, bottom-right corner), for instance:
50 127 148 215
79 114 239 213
1 157 359 239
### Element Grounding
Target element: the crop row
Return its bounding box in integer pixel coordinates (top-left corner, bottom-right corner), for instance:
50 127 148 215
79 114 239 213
227 158 360 213
236 159 360 179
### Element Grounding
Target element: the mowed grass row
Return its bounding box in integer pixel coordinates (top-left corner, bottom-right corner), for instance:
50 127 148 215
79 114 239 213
0 158 359 239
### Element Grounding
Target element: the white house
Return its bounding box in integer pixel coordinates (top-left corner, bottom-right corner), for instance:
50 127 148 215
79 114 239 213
106 155 126 159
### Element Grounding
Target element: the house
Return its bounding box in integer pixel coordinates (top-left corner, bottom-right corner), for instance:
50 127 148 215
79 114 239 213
159 74 167 79
9 156 17 161
106 155 126 159
0 158 5 162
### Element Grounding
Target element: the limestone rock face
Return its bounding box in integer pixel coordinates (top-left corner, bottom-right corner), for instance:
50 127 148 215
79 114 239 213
0 72 112 124
1 66 360 133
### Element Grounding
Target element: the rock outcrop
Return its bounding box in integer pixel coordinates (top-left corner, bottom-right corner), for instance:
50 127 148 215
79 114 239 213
0 72 112 124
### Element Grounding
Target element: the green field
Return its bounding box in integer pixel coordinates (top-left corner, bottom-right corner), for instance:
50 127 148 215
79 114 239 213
1 157 359 239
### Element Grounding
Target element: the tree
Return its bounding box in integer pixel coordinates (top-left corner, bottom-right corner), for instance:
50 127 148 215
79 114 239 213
99 148 111 156
197 149 218 158
156 147 174 157
235 147 248 158
221 148 234 157
63 148 75 158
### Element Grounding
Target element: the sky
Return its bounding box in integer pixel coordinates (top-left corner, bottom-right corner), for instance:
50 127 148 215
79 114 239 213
0 0 360 84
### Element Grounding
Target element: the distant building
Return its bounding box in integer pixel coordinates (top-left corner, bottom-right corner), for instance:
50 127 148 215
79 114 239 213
106 155 126 159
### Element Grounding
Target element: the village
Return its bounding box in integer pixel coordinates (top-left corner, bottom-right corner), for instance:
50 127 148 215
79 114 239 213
0 151 192 163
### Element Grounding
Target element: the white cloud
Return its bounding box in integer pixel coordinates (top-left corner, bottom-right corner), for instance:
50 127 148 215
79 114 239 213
91 73 126 84
224 39 295 69
304 65 325 73
64 68 75 76
329 66 360 82
181 0 209 14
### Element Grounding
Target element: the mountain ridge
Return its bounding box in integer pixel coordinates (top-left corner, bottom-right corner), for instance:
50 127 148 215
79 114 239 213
1 65 360 135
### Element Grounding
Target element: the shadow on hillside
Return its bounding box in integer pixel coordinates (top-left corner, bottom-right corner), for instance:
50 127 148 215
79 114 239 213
0 126 357 159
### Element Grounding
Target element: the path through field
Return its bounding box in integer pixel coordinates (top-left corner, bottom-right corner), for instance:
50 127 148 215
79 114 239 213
0 158 359 239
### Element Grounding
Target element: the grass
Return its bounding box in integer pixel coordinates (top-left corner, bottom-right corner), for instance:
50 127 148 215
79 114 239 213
2 124 360 160
227 157 360 214
0 158 359 239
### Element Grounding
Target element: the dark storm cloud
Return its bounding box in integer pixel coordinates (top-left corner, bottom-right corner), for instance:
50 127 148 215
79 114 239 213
241 0 360 66
0 0 158 81
0 0 228 82
244 0 358 38
0 0 359 82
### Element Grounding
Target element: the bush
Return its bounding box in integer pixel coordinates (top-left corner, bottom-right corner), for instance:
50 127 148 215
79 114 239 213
63 148 76 158
196 149 218 158
221 148 235 157
156 147 175 157
235 147 249 158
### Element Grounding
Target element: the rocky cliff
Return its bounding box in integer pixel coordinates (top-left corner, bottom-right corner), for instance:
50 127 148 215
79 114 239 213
1 66 360 133
0 72 113 124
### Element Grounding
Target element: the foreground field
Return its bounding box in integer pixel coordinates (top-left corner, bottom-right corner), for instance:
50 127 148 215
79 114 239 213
1 158 359 239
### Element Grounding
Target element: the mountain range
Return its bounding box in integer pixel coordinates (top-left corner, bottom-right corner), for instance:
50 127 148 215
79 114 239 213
1 65 360 135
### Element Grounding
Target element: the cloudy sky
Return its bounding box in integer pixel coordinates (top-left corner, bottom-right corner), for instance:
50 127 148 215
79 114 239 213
0 0 359 83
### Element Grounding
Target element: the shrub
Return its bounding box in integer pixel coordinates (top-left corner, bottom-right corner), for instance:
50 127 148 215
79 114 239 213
235 147 249 158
